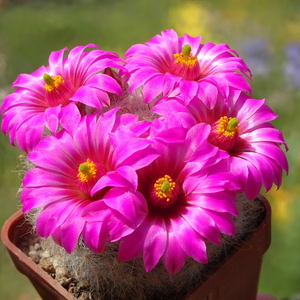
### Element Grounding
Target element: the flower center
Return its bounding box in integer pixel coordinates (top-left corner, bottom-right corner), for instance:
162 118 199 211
209 116 239 151
155 174 176 201
217 116 238 137
76 158 107 196
77 158 98 183
44 74 65 92
148 174 178 210
170 44 201 81
43 73 74 107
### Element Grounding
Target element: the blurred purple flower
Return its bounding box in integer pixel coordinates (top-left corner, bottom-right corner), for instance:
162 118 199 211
240 38 271 77
284 43 300 88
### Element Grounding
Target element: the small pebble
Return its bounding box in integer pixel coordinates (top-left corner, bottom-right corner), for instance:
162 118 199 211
39 257 55 274
34 243 41 251
40 249 51 258
52 257 61 269
28 250 40 264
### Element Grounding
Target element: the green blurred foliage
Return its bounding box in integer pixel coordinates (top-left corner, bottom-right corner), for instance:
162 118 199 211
0 0 299 299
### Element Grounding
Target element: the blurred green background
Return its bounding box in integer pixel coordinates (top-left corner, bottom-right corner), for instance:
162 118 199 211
0 0 299 299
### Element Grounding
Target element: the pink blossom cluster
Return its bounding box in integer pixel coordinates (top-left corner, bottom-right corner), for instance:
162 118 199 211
1 29 288 274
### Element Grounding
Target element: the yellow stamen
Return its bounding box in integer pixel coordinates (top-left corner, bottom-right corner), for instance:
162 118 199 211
217 116 239 137
77 158 98 183
44 74 65 92
154 174 176 202
173 44 198 67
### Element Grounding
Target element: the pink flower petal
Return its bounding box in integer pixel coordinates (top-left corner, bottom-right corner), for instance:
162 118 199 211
179 206 221 245
162 227 187 274
91 166 138 193
59 102 81 136
142 215 167 272
44 105 61 134
102 188 148 227
57 200 92 253
36 198 83 237
169 216 208 264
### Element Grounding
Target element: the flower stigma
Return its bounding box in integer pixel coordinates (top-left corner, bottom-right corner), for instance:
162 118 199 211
173 44 198 67
217 116 239 137
43 74 65 92
154 174 176 202
77 158 98 183
209 116 239 151
170 44 200 80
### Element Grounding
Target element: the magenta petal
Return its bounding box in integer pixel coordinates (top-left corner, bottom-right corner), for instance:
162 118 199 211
12 74 44 95
66 44 98 78
181 33 202 54
36 199 81 237
162 226 187 274
81 199 108 221
142 75 165 103
143 215 167 272
180 80 199 104
44 105 61 134
28 136 78 174
48 47 68 75
230 156 262 200
86 73 122 95
180 206 221 244
153 126 188 144
91 166 138 194
114 138 159 170
58 200 92 253
81 202 112 253
204 210 236 236
82 223 104 253
118 220 148 261
21 186 80 212
51 228 62 248
83 200 136 243
241 151 281 192
128 68 160 94
188 192 238 216
237 99 277 128
82 220 109 253
15 113 46 152
169 217 208 264
102 188 148 227
59 102 81 136
105 210 137 242
71 85 105 110
241 127 288 151
250 142 288 173
23 168 74 187
85 58 124 77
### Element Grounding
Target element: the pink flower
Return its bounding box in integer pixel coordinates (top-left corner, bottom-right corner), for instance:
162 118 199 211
84 121 240 274
153 87 289 200
21 109 158 253
125 29 251 103
1 44 125 152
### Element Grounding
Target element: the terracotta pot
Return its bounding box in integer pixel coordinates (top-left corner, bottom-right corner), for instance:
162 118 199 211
1 196 271 300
